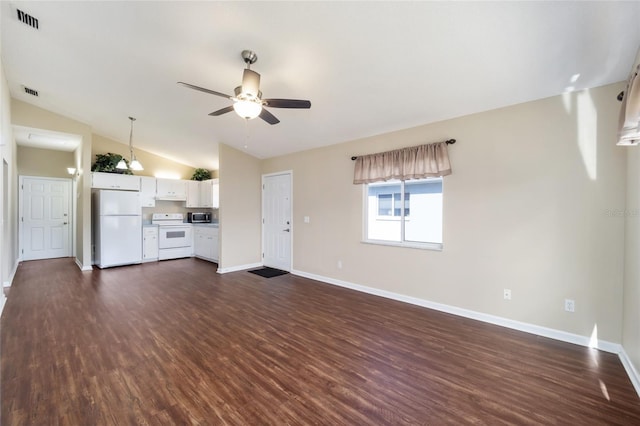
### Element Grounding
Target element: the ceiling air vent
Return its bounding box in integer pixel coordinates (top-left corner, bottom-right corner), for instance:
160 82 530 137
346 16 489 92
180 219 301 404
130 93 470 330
23 86 39 97
16 9 39 29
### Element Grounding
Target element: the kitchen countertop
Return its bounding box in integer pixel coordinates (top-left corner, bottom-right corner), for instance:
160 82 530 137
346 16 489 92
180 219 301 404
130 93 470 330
191 223 219 228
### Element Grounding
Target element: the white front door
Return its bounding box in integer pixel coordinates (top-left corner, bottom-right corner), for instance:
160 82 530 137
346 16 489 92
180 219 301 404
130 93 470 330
262 172 292 271
20 176 72 260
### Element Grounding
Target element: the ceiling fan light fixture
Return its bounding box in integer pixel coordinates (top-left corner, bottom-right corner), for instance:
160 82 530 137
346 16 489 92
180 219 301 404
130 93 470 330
233 99 262 119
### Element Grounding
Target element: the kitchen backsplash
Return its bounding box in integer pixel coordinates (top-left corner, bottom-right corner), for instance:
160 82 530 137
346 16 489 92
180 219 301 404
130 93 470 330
142 200 218 223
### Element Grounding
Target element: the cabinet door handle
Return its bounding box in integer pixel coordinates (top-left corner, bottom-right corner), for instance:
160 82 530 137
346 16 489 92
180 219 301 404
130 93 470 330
283 228 290 232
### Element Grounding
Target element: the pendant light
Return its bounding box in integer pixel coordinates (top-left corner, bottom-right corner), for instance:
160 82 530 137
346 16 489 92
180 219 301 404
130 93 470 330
116 116 143 171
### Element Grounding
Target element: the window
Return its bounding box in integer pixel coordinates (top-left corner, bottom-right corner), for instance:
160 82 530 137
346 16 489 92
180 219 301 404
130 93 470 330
377 193 409 217
365 178 443 249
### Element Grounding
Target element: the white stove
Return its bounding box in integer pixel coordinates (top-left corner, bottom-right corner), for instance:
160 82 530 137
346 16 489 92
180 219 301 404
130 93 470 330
152 213 186 226
152 213 193 260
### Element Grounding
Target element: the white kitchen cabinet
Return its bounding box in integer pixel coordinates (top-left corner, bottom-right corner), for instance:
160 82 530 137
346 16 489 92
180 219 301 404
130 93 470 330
199 180 213 208
187 179 219 208
91 172 140 191
209 179 220 208
193 225 218 262
186 180 201 208
142 226 159 262
210 227 219 261
140 176 157 207
156 178 187 200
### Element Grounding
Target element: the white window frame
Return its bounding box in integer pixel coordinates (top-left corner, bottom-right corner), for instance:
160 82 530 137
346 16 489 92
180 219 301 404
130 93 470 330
363 178 443 251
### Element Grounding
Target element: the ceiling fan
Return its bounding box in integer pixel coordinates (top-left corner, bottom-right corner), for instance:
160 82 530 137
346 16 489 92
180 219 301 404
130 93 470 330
178 50 311 125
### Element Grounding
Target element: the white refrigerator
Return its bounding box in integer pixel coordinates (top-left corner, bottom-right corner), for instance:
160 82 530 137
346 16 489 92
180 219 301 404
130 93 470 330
93 190 142 268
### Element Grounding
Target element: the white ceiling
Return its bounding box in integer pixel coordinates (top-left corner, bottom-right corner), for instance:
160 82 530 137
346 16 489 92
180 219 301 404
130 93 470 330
2 1 640 170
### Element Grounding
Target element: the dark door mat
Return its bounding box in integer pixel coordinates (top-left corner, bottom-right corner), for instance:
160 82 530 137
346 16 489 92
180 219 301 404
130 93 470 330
248 267 289 278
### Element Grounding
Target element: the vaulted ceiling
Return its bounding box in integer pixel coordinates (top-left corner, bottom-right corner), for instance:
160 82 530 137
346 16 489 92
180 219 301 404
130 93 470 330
2 1 639 170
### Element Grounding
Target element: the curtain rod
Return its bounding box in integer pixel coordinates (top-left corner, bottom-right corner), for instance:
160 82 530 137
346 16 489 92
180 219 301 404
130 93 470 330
350 139 456 161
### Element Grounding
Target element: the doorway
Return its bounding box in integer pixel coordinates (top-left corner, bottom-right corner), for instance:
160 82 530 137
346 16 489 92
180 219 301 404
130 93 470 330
262 172 292 271
19 176 72 260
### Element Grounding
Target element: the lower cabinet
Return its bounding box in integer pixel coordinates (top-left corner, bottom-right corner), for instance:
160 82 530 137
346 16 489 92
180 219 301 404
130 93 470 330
193 226 219 262
143 226 159 262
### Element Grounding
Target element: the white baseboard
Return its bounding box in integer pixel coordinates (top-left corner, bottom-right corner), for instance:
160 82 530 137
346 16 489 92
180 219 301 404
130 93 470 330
292 269 640 394
1 260 19 317
619 348 640 397
291 269 622 355
217 262 263 274
3 260 19 288
75 258 93 271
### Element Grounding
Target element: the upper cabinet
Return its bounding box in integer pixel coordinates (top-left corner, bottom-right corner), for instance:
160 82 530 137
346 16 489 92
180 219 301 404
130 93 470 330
186 180 201 208
91 172 140 191
210 179 219 209
140 176 157 207
199 180 213 208
186 179 219 208
156 178 187 200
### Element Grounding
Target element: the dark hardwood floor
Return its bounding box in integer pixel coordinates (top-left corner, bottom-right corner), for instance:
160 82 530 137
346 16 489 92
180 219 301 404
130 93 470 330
1 258 639 425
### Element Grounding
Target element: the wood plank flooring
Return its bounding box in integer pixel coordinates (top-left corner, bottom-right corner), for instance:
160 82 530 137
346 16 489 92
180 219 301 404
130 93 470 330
2 258 639 425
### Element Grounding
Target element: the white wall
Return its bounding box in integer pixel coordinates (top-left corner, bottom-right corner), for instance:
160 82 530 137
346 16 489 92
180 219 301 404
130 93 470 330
0 53 18 292
11 100 93 269
263 83 626 344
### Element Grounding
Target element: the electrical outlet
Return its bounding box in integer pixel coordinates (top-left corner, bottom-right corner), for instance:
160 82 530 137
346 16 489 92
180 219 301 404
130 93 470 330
503 289 511 300
565 299 575 312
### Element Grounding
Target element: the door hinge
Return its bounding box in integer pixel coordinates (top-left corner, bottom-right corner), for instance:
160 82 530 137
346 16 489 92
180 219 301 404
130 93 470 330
262 253 264 258
263 184 265 190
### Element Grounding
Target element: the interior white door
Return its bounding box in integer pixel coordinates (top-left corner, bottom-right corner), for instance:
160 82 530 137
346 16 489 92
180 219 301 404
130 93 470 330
21 177 71 260
262 172 292 271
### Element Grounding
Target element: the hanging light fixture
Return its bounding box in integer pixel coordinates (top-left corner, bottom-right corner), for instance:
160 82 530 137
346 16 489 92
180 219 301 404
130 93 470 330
116 116 143 171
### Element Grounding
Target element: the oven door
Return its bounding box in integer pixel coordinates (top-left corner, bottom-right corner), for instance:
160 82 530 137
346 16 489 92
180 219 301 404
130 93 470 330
158 225 192 249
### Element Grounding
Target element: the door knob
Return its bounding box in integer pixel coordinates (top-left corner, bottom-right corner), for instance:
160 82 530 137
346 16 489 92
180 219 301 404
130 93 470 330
63 222 68 225
283 229 290 232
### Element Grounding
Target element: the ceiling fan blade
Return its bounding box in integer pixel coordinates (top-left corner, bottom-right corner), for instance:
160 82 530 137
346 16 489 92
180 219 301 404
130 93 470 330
263 99 311 109
177 82 231 99
259 108 280 125
208 105 235 116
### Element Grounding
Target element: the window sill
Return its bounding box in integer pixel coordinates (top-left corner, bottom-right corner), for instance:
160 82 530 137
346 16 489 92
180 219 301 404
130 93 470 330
361 239 443 251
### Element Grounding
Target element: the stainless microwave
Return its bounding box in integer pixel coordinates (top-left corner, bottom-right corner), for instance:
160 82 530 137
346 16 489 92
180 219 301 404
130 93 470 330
187 212 211 223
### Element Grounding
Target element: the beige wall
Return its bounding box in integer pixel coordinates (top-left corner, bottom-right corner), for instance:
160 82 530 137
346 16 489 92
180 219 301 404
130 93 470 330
218 144 261 270
1 55 18 287
263 82 627 343
17 146 75 178
11 99 93 268
623 147 640 378
92 134 199 180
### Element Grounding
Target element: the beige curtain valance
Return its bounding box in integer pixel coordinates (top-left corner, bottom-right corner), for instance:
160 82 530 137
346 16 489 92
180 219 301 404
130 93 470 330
618 47 640 145
353 141 452 184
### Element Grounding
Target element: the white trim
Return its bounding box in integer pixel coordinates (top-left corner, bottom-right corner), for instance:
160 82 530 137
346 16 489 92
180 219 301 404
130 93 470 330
2 259 18 288
619 348 640 397
1 260 18 318
217 262 263 274
75 258 93 271
261 170 293 271
19 175 73 261
291 269 621 354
